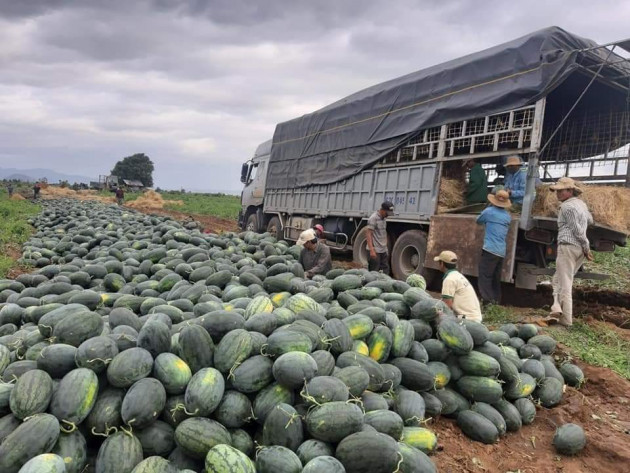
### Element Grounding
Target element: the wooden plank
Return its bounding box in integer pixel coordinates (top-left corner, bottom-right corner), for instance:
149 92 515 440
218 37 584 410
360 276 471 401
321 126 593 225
424 214 519 283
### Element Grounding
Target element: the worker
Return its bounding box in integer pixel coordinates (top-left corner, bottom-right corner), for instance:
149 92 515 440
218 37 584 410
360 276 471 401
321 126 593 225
6 183 14 198
314 224 325 240
115 187 125 205
296 228 315 246
298 229 332 278
434 250 482 322
367 201 394 274
463 159 488 204
476 189 512 305
33 182 41 199
503 155 526 207
546 177 593 328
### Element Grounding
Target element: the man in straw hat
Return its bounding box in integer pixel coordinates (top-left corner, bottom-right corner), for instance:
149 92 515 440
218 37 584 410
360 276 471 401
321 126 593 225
463 158 488 205
504 155 526 207
476 189 512 305
546 177 593 327
297 229 332 279
434 250 482 322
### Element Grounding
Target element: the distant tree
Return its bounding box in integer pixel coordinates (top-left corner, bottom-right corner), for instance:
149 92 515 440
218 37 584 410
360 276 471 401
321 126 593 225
111 153 155 187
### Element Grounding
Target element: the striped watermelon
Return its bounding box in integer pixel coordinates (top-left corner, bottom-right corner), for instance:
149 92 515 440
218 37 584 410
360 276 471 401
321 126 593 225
205 444 255 473
244 295 274 319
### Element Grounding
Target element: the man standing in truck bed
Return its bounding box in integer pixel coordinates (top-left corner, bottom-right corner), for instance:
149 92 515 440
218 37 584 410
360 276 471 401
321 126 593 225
504 155 526 208
464 159 488 205
367 201 394 274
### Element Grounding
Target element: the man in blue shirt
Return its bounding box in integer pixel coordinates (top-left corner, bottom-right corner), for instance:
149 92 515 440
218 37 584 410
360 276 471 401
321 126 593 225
476 189 512 304
504 155 526 208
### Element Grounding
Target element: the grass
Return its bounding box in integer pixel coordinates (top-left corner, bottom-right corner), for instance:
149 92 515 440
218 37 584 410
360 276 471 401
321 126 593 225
482 304 523 326
481 303 630 380
0 192 40 278
99 190 242 219
576 245 630 292
161 192 241 219
547 322 630 380
539 245 630 293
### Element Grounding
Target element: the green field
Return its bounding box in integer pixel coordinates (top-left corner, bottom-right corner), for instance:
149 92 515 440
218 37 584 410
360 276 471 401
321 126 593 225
161 192 241 219
0 192 40 277
102 190 242 220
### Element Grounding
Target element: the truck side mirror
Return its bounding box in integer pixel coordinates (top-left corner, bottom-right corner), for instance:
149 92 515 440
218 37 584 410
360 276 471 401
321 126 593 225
240 163 249 184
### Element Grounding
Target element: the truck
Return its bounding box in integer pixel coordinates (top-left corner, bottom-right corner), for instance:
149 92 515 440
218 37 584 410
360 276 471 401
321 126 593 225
238 26 630 289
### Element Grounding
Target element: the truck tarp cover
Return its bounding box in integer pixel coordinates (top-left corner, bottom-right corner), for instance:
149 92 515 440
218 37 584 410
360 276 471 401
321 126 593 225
267 26 608 189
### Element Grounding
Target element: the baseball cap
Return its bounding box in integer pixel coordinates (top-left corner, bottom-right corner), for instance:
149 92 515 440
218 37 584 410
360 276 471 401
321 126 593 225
381 201 394 215
433 250 458 264
296 228 316 246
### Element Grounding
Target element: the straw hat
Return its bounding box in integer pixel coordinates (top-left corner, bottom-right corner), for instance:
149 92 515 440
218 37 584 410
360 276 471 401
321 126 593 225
505 155 523 166
550 177 583 194
296 228 316 246
487 189 512 208
433 250 458 264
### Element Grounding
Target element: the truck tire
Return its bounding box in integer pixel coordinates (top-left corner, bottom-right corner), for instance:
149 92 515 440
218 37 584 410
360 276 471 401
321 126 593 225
246 213 260 232
352 227 370 268
267 216 283 240
391 229 438 285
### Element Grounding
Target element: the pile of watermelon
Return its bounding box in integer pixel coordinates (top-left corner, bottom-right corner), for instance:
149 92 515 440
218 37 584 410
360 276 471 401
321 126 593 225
0 199 586 473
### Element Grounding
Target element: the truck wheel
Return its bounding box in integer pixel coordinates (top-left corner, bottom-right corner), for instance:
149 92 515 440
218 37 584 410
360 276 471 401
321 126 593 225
391 229 438 284
353 226 394 269
352 227 370 268
245 213 260 232
267 216 283 240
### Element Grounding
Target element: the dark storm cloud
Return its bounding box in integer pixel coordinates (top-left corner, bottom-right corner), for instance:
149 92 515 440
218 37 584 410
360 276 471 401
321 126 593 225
0 0 628 191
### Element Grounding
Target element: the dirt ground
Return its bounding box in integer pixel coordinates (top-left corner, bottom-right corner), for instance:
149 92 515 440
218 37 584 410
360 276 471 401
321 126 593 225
128 207 239 234
432 359 630 473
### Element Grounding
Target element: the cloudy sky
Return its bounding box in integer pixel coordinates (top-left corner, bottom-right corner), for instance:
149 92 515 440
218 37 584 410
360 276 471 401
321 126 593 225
1 0 628 192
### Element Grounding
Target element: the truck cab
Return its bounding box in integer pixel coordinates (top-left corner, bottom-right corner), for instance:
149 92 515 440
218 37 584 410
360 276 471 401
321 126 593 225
238 139 271 232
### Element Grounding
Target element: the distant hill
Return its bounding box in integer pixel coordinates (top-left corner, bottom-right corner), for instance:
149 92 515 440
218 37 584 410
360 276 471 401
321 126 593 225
5 173 34 182
0 167 95 184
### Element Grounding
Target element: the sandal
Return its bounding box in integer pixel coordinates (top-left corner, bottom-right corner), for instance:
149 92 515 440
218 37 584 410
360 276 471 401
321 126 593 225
542 315 560 325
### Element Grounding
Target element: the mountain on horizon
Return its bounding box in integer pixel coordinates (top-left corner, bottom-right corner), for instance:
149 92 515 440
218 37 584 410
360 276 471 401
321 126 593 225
0 167 95 184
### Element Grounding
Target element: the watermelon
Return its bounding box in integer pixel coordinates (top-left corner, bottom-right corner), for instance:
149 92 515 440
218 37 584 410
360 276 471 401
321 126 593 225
457 410 499 444
553 423 586 455
184 368 225 416
9 369 53 420
205 444 256 473
262 403 304 451
174 418 232 460
305 402 364 443
95 431 144 473
0 413 60 473
121 378 167 429
50 368 98 430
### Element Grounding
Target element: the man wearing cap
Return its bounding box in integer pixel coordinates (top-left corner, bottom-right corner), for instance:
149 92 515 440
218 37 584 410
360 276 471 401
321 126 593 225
366 201 394 273
504 155 526 207
313 224 325 240
463 159 488 205
296 228 316 247
434 251 482 322
547 177 593 327
476 189 512 304
297 229 332 278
